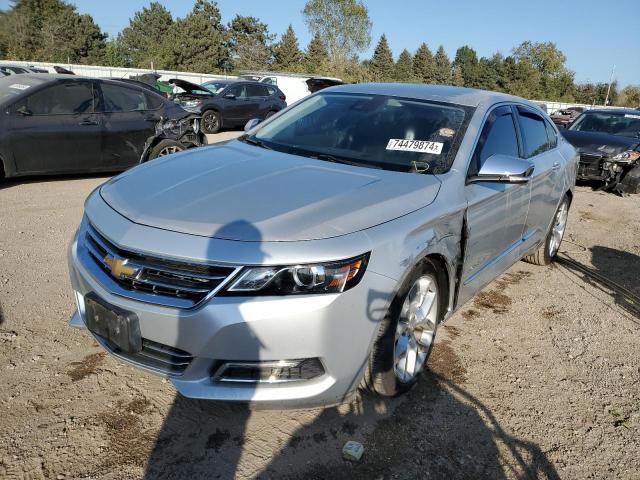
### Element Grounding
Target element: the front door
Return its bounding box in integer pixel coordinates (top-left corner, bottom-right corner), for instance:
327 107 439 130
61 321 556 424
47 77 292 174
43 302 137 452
98 81 160 168
458 105 532 306
9 80 101 174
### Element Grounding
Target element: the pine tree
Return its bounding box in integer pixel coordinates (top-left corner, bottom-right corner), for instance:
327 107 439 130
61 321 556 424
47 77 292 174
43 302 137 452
394 49 414 82
227 15 274 71
305 31 329 74
433 45 452 85
119 2 174 68
369 34 394 81
273 25 303 70
413 42 435 83
451 64 464 86
453 45 479 87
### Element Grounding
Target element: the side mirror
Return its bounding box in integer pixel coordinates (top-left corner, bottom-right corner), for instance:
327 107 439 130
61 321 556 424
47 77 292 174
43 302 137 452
470 154 534 184
244 118 261 132
223 93 236 100
16 105 32 116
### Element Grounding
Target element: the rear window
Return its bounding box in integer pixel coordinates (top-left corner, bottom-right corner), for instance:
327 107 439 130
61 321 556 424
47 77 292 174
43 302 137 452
518 110 550 158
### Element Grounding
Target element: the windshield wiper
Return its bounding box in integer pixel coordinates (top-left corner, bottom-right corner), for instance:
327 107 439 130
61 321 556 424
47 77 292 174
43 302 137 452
241 136 272 150
309 153 381 169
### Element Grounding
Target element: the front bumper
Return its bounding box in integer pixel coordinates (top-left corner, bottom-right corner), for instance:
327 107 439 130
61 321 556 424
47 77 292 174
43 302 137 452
68 224 396 408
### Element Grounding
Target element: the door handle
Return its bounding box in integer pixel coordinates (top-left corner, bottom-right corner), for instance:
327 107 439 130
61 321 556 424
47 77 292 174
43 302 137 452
552 162 561 170
79 119 98 126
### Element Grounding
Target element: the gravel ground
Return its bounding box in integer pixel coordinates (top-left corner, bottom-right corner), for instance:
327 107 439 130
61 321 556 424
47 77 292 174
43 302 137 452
1 139 639 479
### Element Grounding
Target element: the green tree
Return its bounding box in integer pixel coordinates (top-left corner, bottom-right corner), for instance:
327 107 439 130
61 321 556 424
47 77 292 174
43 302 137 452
273 25 303 71
369 34 394 81
161 0 229 73
433 45 451 85
618 85 640 108
119 2 173 68
0 0 106 63
303 0 371 72
305 31 329 74
413 42 435 83
453 45 479 87
451 64 464 86
228 15 274 71
394 49 414 82
102 38 127 67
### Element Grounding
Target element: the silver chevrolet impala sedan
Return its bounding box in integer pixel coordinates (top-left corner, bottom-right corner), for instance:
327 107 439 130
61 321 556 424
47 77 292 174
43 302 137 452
68 84 577 408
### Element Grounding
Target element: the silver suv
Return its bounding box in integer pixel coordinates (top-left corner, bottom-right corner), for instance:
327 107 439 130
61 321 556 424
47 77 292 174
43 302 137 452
68 84 577 408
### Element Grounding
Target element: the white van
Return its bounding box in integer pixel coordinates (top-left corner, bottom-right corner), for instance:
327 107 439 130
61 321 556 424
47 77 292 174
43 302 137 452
239 72 343 104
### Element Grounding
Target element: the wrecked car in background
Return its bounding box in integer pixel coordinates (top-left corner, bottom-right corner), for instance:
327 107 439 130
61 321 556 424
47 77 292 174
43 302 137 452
561 109 640 194
141 113 205 161
551 106 585 128
0 74 204 179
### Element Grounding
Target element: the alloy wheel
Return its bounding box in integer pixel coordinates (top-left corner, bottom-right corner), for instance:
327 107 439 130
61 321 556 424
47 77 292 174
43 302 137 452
204 112 218 132
548 200 569 257
394 275 438 383
158 145 182 157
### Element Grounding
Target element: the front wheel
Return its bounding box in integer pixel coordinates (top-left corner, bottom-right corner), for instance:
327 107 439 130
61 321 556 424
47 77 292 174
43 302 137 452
361 262 441 397
148 139 186 160
201 110 221 134
523 195 570 266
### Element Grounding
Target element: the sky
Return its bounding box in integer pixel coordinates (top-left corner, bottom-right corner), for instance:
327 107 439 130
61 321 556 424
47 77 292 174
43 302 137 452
2 0 638 86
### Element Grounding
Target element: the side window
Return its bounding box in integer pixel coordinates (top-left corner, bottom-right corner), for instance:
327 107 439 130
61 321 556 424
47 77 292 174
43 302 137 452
470 107 519 176
144 92 164 110
24 82 94 115
544 119 558 149
226 85 247 99
266 86 276 96
262 77 277 85
517 109 550 158
101 83 148 112
247 84 269 97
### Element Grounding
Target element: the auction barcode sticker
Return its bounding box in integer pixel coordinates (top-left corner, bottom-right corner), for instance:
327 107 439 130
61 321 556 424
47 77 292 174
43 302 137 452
9 84 30 90
386 139 443 154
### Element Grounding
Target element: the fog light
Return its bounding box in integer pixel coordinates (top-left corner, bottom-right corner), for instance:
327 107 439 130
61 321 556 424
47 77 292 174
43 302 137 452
213 358 324 383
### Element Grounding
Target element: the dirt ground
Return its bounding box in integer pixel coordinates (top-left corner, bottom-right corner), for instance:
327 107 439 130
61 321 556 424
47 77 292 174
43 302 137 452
1 143 639 479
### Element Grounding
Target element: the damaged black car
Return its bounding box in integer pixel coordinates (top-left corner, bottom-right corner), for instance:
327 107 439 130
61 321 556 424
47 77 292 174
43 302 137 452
561 109 640 194
0 74 205 179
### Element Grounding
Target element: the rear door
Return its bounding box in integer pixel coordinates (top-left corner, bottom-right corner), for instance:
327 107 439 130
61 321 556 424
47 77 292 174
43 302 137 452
9 79 101 174
246 84 271 119
97 81 161 168
458 105 532 306
515 106 562 252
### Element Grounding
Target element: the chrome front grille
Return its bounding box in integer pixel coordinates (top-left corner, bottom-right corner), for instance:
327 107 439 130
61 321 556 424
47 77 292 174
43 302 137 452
80 223 238 308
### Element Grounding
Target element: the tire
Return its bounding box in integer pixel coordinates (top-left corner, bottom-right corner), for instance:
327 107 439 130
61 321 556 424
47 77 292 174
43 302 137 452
148 139 186 160
523 195 570 266
361 260 442 397
201 110 221 134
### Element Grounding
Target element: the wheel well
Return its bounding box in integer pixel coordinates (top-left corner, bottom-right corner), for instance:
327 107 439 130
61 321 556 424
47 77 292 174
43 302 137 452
565 189 573 204
0 155 4 179
420 254 451 318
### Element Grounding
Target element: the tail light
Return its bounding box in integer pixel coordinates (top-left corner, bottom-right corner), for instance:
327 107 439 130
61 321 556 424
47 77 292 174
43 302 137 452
279 94 286 101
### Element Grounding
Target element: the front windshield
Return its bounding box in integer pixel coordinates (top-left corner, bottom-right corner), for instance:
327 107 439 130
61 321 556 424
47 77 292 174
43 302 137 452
202 81 228 94
569 112 640 138
251 92 472 173
0 75 43 103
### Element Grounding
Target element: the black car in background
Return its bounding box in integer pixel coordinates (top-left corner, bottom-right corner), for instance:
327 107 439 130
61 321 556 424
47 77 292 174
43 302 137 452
0 74 205 179
170 79 287 134
561 109 640 194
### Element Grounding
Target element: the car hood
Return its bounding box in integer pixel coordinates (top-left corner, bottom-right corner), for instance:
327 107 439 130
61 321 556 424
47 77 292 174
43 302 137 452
100 141 441 242
169 78 214 95
561 129 640 156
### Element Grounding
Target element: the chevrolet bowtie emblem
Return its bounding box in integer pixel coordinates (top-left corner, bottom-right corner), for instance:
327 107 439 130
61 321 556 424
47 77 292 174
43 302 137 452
104 255 140 279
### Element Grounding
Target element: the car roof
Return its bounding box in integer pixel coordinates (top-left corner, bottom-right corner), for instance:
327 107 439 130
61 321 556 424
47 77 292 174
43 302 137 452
324 83 533 109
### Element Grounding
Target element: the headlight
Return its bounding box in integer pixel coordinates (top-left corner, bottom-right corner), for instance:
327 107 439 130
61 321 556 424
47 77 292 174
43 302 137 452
183 100 200 107
223 254 369 295
611 151 640 163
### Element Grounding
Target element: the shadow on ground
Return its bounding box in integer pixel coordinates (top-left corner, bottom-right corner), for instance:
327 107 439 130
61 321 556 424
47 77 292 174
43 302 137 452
0 172 113 190
557 245 640 320
143 340 559 480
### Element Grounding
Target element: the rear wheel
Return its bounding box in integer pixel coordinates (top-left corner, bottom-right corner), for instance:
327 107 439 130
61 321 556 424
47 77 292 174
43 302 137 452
148 139 185 160
361 261 441 397
523 195 570 266
202 110 221 134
